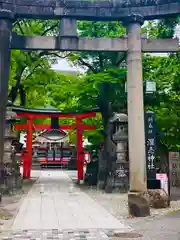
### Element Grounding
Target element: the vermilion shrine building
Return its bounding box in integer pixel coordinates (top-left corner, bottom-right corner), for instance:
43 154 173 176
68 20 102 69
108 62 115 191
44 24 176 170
31 129 76 168
12 106 98 182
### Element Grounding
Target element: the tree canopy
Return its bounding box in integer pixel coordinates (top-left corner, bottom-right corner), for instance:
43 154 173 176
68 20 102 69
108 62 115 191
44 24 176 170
9 17 180 151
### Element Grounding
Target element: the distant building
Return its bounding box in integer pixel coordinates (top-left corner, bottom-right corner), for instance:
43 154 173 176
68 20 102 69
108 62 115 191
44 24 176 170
51 58 81 75
55 69 78 76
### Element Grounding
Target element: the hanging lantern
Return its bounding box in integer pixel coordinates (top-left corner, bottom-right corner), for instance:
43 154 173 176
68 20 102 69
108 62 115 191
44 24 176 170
51 117 59 129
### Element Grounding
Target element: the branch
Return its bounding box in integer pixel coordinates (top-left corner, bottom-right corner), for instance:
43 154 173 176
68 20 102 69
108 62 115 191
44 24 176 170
13 20 19 28
22 19 30 35
17 20 25 35
78 57 97 73
116 53 126 66
38 51 71 59
14 67 26 90
98 53 104 72
42 23 58 36
51 52 71 59
23 63 42 82
26 20 34 35
8 66 26 103
19 84 26 106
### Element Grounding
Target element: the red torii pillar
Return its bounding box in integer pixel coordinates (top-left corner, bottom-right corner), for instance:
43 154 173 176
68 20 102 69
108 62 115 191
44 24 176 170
22 117 33 179
26 117 33 178
76 118 84 181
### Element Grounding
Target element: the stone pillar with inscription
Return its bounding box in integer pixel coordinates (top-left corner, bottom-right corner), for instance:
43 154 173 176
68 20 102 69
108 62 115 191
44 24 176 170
145 111 169 208
145 110 161 189
145 111 156 179
0 10 13 198
124 14 150 217
169 152 180 198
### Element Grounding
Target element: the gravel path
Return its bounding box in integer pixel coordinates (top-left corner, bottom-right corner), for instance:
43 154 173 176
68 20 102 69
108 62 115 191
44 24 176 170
71 179 180 219
83 187 180 217
124 210 180 240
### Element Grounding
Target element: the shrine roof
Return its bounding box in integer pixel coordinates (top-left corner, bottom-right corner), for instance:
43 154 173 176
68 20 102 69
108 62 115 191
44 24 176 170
11 106 99 117
38 129 67 136
35 129 68 142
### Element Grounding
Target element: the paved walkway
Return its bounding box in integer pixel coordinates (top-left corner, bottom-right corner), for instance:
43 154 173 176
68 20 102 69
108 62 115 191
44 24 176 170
2 170 131 239
125 210 180 240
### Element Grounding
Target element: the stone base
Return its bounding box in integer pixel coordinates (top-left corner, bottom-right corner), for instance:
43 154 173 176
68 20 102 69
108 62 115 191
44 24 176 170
0 173 22 196
105 185 113 193
148 189 169 208
128 192 150 217
105 176 114 193
76 180 84 185
1 175 21 195
97 180 105 189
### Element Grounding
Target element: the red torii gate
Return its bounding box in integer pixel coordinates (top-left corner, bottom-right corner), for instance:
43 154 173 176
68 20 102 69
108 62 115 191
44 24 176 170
12 106 98 181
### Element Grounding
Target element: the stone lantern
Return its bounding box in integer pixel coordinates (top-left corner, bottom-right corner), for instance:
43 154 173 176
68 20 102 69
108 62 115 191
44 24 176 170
110 113 129 192
2 101 22 194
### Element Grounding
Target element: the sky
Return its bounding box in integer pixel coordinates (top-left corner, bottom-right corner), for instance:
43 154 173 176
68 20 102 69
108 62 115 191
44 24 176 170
52 58 78 72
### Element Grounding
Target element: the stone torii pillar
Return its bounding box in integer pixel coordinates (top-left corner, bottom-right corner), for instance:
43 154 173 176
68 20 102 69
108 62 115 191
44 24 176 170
0 10 13 187
125 15 150 217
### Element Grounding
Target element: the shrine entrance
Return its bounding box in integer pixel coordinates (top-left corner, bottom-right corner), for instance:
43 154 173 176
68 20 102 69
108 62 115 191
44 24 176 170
0 0 179 217
12 106 97 181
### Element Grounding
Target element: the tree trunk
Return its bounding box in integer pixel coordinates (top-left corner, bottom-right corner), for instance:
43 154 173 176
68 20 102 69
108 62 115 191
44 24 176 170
8 66 26 104
19 84 26 106
104 120 116 193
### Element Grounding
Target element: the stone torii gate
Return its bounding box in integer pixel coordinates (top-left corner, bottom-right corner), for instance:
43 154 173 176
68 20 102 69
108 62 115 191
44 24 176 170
0 0 179 216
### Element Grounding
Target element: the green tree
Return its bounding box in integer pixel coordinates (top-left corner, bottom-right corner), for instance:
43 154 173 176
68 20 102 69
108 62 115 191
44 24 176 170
143 54 180 151
70 21 126 73
67 18 180 151
10 19 60 106
143 17 180 151
10 18 180 153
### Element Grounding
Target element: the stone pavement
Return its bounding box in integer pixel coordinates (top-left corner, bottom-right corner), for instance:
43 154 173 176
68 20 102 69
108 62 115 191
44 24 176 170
1 170 131 240
125 210 180 240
